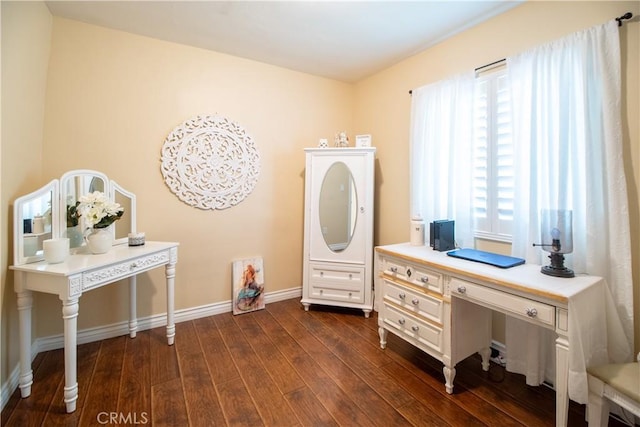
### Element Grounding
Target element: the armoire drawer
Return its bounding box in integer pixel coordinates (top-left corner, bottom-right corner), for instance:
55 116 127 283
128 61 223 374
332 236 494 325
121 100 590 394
382 303 444 353
450 277 555 328
309 263 365 303
383 279 444 324
381 257 443 294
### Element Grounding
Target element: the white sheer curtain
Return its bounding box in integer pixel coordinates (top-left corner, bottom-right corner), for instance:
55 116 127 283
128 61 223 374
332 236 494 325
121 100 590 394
409 72 475 248
507 21 634 402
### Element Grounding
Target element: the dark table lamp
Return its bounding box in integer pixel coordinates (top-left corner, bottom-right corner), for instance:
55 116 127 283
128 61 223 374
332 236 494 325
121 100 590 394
533 209 575 278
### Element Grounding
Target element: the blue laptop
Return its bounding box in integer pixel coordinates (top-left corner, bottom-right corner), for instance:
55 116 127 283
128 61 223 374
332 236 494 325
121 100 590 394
447 248 525 269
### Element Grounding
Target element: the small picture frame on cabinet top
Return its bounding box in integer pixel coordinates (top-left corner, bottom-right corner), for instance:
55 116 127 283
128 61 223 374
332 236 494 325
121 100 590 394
355 134 371 147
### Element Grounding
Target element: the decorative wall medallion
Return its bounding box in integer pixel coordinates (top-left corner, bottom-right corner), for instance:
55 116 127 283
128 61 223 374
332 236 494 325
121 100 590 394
161 115 261 210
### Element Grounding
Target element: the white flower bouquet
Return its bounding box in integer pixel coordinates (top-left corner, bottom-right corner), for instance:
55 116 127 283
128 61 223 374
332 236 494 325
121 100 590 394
75 191 124 229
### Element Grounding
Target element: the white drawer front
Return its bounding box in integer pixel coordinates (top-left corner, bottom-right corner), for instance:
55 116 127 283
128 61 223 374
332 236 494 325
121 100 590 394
406 264 443 294
83 250 170 291
309 263 365 303
450 277 555 328
383 303 443 353
384 280 444 324
382 257 443 294
310 285 363 303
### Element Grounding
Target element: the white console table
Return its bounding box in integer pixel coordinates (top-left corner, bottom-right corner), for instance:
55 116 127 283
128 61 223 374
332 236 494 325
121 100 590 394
375 243 629 427
10 241 179 413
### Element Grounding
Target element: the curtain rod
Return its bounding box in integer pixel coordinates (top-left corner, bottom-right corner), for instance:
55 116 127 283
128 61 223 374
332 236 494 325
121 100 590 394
616 12 633 27
408 58 505 94
475 58 505 73
409 12 634 95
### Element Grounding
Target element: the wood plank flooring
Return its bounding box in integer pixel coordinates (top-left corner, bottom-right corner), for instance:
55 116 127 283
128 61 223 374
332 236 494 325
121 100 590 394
1 297 631 426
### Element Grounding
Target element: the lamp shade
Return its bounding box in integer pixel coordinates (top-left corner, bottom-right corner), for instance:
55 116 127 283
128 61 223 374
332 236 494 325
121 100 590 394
540 209 573 254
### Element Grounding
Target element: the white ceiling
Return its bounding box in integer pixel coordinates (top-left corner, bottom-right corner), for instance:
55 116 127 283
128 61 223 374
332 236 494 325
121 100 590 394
45 1 522 82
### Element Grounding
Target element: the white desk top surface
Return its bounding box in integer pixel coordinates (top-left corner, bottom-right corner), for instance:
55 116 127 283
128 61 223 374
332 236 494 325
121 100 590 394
376 243 602 304
10 241 179 277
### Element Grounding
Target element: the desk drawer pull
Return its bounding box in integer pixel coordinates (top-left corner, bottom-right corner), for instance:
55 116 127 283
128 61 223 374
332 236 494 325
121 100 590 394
389 266 398 273
526 308 538 318
398 318 405 325
411 298 420 306
420 277 429 283
457 286 466 294
411 325 419 332
398 293 406 300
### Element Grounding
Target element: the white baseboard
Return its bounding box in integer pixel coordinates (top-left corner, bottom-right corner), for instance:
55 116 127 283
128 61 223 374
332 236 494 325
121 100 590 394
1 286 302 411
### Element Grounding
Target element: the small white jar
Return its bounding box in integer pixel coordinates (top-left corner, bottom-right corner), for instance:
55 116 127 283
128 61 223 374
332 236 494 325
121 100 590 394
410 215 425 246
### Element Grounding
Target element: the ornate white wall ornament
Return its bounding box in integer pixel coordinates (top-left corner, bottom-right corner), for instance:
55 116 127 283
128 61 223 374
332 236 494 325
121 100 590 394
161 115 261 210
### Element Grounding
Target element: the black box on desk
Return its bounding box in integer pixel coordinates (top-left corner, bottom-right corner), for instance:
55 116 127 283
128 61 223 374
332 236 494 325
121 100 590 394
430 220 455 251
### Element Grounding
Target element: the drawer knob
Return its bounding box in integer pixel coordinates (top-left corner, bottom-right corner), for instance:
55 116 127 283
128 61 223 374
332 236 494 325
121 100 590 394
389 266 398 273
526 308 538 318
398 318 405 325
420 277 429 283
411 325 419 332
349 273 352 279
398 293 406 300
457 286 466 294
411 298 419 306
131 262 138 269
320 271 324 277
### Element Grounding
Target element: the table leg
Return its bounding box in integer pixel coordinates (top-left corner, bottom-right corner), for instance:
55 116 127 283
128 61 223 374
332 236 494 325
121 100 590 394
16 289 33 398
555 334 570 426
479 347 491 372
165 260 176 345
443 365 456 394
61 297 79 413
128 276 138 338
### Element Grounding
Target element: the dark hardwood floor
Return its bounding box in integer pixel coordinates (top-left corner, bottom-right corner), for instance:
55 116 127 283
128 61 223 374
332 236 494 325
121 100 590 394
1 297 630 426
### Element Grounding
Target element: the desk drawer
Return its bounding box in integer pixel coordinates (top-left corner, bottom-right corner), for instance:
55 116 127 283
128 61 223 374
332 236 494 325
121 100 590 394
450 277 555 328
83 250 170 290
382 257 443 294
383 279 444 324
382 303 443 353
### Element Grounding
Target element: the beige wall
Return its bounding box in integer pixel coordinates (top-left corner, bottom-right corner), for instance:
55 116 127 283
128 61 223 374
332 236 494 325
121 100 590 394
356 0 640 349
35 17 355 336
1 1 52 390
1 9 355 386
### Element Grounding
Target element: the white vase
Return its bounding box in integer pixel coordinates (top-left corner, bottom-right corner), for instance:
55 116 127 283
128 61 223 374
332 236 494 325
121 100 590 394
85 227 113 254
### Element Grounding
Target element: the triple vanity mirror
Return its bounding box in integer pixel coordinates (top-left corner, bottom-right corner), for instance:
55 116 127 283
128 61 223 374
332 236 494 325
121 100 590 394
13 169 136 265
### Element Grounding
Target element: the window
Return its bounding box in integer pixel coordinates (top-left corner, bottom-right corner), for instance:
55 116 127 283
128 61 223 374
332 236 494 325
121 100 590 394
472 68 514 241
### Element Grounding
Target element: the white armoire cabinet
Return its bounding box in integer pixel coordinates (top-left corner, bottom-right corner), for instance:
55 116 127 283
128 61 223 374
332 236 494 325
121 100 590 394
301 147 376 317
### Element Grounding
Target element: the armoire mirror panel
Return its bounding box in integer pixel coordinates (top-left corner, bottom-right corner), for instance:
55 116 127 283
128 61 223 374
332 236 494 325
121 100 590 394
309 153 368 264
319 161 357 253
14 180 59 265
13 170 136 265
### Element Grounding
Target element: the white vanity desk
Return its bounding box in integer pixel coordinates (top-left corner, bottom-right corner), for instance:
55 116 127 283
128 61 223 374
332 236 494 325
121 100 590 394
10 169 180 414
11 241 178 413
376 243 629 427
